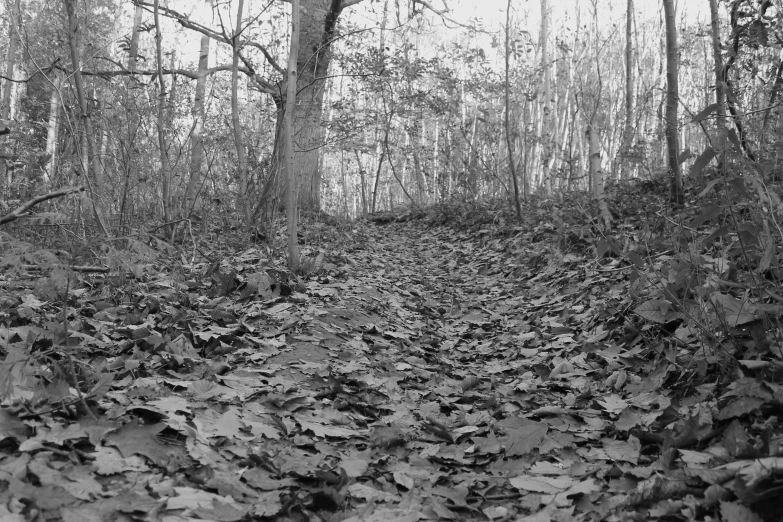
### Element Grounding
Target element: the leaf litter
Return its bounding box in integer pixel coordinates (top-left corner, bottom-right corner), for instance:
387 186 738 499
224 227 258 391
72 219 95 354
0 206 782 522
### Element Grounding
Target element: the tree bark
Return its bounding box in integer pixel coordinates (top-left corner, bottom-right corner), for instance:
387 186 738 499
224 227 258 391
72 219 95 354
289 0 363 211
128 3 144 72
589 122 612 230
284 0 302 270
184 0 212 219
0 0 21 188
540 0 553 195
371 138 386 213
708 0 727 141
504 0 522 220
153 0 172 229
64 0 108 236
44 71 63 186
353 149 367 213
231 0 251 224
662 0 683 204
620 0 635 179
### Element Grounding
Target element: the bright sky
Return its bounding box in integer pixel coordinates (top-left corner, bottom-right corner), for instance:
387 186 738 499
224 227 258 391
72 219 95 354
439 0 713 33
125 0 718 73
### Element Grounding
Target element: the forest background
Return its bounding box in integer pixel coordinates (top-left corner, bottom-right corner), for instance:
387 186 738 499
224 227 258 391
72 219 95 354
0 0 746 243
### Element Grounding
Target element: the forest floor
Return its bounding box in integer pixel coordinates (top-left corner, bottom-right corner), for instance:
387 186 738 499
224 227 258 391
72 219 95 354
1 191 783 522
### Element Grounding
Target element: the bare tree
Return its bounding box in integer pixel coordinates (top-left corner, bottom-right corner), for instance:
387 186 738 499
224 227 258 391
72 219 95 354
291 0 364 211
184 0 213 219
588 123 612 229
44 71 63 185
620 0 635 179
153 0 172 230
504 0 522 219
708 0 726 122
540 0 553 194
127 3 144 73
64 0 108 235
662 0 683 204
231 0 251 224
284 0 302 270
0 0 21 188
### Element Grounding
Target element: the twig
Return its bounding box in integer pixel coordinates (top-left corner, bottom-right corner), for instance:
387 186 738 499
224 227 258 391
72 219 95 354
654 210 697 232
0 186 84 226
19 264 110 273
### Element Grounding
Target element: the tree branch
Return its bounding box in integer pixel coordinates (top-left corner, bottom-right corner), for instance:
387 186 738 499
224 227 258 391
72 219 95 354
243 41 286 75
58 60 279 95
0 186 85 226
132 0 226 42
412 0 477 29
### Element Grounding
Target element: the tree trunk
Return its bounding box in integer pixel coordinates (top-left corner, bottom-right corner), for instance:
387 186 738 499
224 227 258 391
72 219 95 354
504 0 522 220
408 131 427 203
153 0 172 229
354 149 367 214
708 0 727 144
119 1 144 221
64 0 108 235
231 0 251 223
589 122 612 229
662 0 682 205
540 0 553 195
371 138 386 213
432 120 440 200
184 1 212 218
620 0 635 179
44 71 63 186
0 0 21 189
127 3 144 72
287 0 359 211
284 0 302 270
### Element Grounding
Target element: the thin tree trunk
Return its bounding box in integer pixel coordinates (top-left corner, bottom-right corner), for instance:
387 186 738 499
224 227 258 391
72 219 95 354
371 138 386 213
589 122 612 229
504 0 522 220
119 1 144 222
184 5 210 218
708 0 726 122
353 149 367 213
64 0 108 235
0 0 21 189
432 120 440 200
44 71 63 186
620 0 635 179
97 101 109 189
153 0 172 229
384 135 414 205
540 0 553 194
408 131 426 203
127 3 144 73
708 0 730 162
574 95 586 188
662 0 682 204
284 0 301 270
231 0 251 223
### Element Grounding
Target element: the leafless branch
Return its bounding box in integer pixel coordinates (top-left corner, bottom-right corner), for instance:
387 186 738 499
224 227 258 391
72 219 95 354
0 186 85 226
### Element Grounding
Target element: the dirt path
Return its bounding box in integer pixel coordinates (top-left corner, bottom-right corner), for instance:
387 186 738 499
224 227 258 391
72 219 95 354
0 219 702 521
256 221 627 521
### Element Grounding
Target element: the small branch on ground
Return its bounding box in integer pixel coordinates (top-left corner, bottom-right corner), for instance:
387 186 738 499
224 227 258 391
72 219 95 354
0 186 85 226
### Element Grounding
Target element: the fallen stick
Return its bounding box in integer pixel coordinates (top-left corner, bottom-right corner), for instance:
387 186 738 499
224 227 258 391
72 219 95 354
19 264 110 273
0 186 85 226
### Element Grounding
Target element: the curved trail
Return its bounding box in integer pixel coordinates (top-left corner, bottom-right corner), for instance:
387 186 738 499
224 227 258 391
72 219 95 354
264 220 632 521
0 218 663 522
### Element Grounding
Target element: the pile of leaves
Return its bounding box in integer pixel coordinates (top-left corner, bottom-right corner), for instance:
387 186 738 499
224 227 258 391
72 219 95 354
1 176 783 522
